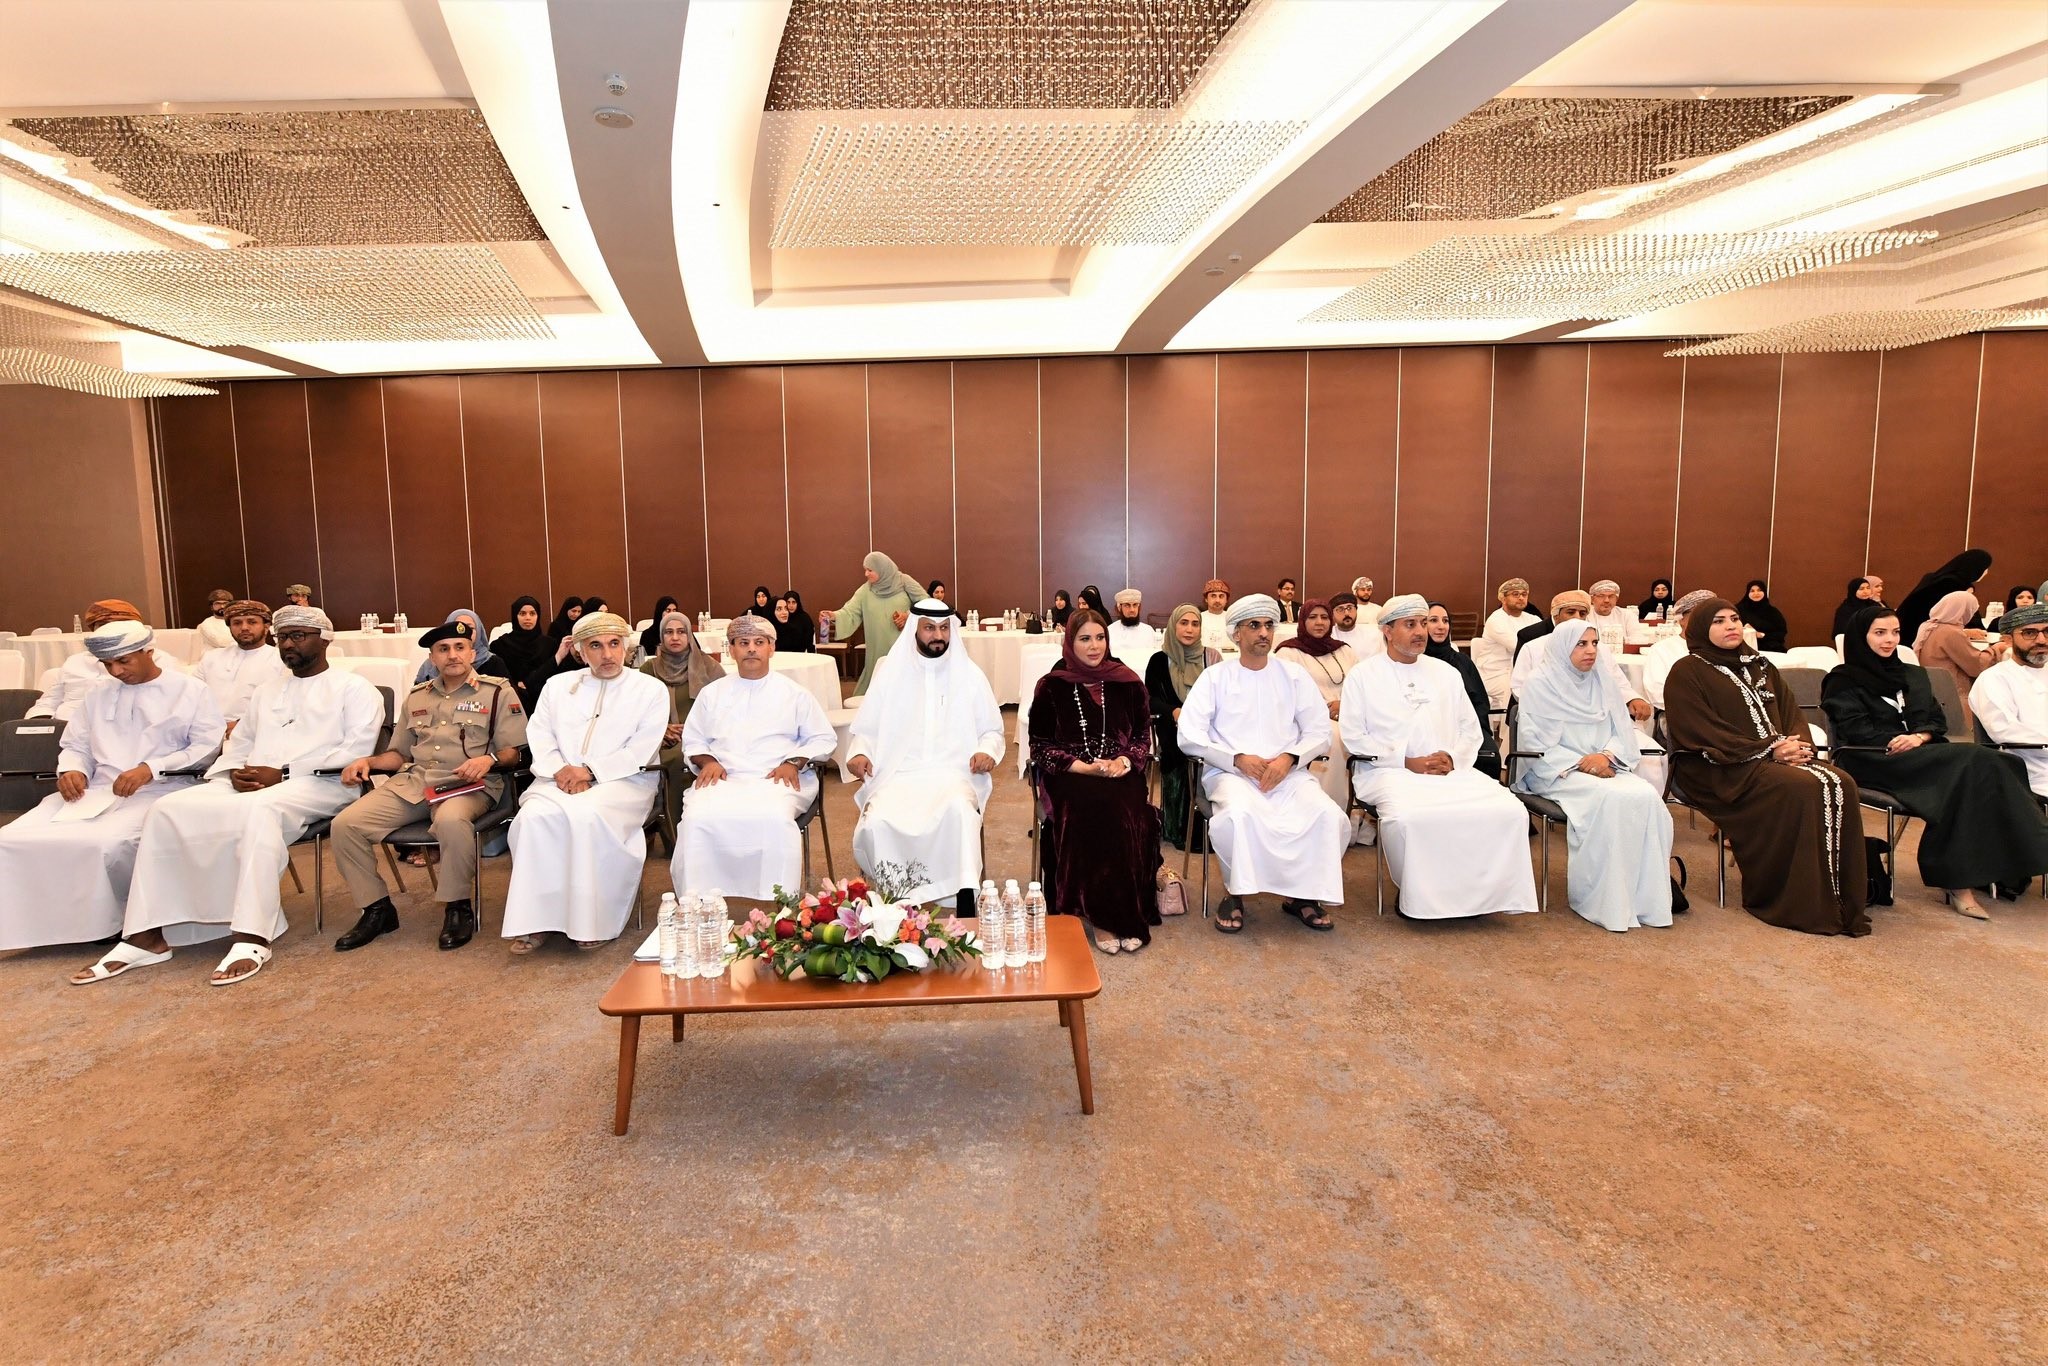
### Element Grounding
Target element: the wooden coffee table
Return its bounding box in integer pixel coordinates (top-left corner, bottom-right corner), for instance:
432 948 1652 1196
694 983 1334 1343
598 915 1103 1134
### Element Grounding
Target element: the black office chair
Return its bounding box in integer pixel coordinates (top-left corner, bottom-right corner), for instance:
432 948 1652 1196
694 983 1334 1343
376 770 530 933
1800 699 1918 892
0 689 38 724
0 716 65 820
1974 714 2048 899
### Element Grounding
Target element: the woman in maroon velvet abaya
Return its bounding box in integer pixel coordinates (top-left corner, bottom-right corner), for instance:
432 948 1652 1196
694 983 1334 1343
1029 610 1162 952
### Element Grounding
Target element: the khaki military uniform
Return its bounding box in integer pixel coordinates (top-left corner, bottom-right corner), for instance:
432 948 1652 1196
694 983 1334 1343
331 673 528 907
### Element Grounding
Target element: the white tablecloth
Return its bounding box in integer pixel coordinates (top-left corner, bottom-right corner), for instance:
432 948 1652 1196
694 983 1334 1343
958 627 1053 706
1010 643 1068 776
718 652 842 716
0 649 23 692
7 628 202 679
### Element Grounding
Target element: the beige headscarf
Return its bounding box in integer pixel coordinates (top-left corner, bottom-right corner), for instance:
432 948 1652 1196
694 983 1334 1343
1913 590 1978 654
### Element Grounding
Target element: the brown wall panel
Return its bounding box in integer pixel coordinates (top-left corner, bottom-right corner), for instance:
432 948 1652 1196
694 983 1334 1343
866 361 954 594
699 367 789 616
1674 355 1779 604
230 381 320 606
1968 330 2048 599
304 378 395 622
156 389 246 620
619 369 708 617
458 372 548 617
1304 349 1397 600
1866 336 1981 613
382 375 474 620
1038 356 1126 608
1486 344 1587 604
1127 353 1215 612
782 364 871 608
1215 350 1306 599
538 371 629 613
1770 352 1881 644
0 390 157 629
1395 346 1494 615
951 358 1039 613
1582 342 1682 596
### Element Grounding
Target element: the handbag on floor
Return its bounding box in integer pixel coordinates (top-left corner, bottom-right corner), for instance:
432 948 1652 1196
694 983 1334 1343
1669 856 1689 914
1864 836 1893 907
1154 866 1189 917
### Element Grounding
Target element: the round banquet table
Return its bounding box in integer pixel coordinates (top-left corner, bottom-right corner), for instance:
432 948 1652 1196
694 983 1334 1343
328 629 429 678
958 626 1049 706
1010 642 1069 776
718 651 842 716
8 628 203 679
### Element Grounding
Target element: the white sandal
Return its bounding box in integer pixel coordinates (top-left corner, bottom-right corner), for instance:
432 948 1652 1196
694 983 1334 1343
209 941 273 985
70 941 172 985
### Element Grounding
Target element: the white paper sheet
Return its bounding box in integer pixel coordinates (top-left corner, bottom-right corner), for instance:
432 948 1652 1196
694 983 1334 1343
51 789 122 823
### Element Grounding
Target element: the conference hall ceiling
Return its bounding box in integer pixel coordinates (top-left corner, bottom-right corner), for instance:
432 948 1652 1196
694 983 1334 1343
0 0 2041 395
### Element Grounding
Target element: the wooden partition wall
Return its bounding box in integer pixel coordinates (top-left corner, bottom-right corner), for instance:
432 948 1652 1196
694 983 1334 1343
149 332 2048 646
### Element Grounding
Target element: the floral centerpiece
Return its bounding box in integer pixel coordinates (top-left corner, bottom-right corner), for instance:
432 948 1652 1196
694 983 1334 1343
734 861 982 983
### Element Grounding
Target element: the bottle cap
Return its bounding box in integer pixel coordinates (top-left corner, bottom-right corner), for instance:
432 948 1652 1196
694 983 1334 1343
659 891 676 903
1027 882 1041 891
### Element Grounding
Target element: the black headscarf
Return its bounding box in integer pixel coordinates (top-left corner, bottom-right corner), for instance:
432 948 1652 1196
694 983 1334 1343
1830 578 1876 641
1426 600 1496 765
1736 580 1788 651
1077 585 1108 618
1985 585 2035 635
544 596 584 642
494 595 550 687
1637 579 1673 619
1049 590 1072 628
639 596 679 658
1685 597 1753 669
745 585 774 617
777 591 815 652
1897 548 1992 644
1835 604 1909 700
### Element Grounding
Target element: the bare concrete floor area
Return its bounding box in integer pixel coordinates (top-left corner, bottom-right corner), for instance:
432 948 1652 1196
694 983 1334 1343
3 764 2045 1362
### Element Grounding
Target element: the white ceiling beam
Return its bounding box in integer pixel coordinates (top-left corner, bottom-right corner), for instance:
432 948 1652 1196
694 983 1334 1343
1117 0 1634 353
545 0 704 365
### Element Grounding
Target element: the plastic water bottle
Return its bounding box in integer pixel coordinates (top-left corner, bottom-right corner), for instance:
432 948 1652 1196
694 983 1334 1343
657 893 678 977
1000 880 1025 969
677 893 700 978
72 614 83 633
1024 882 1047 963
698 609 709 631
699 889 727 978
978 880 1001 971
395 611 408 632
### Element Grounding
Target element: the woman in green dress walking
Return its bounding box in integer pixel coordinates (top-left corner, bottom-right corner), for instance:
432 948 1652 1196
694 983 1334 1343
822 551 920 695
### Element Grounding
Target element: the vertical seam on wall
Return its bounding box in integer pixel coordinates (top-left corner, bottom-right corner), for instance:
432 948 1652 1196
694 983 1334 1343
779 367 792 588
696 369 711 609
1390 349 1403 592
534 374 554 609
617 371 633 614
301 382 326 606
378 379 398 613
1765 355 1785 586
1863 351 1884 574
1210 353 1219 577
147 399 178 614
948 361 958 597
863 365 874 551
1576 343 1591 585
1035 359 1044 607
1481 347 1497 610
1671 358 1687 586
1299 351 1309 592
1123 357 1131 587
456 377 476 606
1964 332 1985 546
226 387 251 595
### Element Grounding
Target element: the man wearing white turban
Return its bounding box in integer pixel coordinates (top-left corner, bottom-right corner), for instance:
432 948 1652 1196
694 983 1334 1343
845 601 1004 904
502 611 669 952
1586 579 1637 653
26 599 181 722
1177 594 1348 930
1341 595 1540 921
0 621 224 955
74 607 383 985
1107 588 1161 673
1642 589 1718 710
673 612 838 901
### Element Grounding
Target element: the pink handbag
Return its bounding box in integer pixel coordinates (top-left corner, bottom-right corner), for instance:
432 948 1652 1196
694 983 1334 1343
1155 866 1189 917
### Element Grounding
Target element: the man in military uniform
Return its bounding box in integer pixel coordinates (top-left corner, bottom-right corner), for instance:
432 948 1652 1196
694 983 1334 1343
329 617 527 951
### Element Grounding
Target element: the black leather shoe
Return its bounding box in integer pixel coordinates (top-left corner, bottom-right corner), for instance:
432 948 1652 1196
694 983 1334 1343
335 900 399 951
438 900 476 951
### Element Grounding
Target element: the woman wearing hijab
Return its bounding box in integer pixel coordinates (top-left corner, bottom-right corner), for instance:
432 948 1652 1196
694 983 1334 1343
1513 623 1674 931
1663 599 1867 935
1736 580 1788 652
637 596 679 660
1831 577 1879 642
544 596 584 643
493 596 549 703
640 609 725 845
528 593 602 700
741 585 774 620
1274 599 1358 811
1984 585 2036 635
1636 579 1675 625
1823 605 2048 919
1030 609 1161 953
1048 590 1073 628
411 609 507 684
1897 548 1993 644
1077 585 1109 619
822 552 920 695
774 591 813 653
1425 601 1499 779
1913 590 2006 726
1145 603 1218 851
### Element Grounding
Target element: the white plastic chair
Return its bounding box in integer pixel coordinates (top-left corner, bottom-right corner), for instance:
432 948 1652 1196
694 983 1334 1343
330 655 410 698
489 622 512 641
0 650 23 690
30 627 61 636
36 667 58 693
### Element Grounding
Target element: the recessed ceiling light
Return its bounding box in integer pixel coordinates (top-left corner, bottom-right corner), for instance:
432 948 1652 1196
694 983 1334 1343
594 107 634 128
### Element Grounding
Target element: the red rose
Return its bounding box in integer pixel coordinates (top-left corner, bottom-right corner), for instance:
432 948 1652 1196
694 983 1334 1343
846 880 869 901
774 918 799 939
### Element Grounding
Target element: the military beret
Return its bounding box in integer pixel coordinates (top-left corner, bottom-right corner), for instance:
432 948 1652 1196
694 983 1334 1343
418 618 477 648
